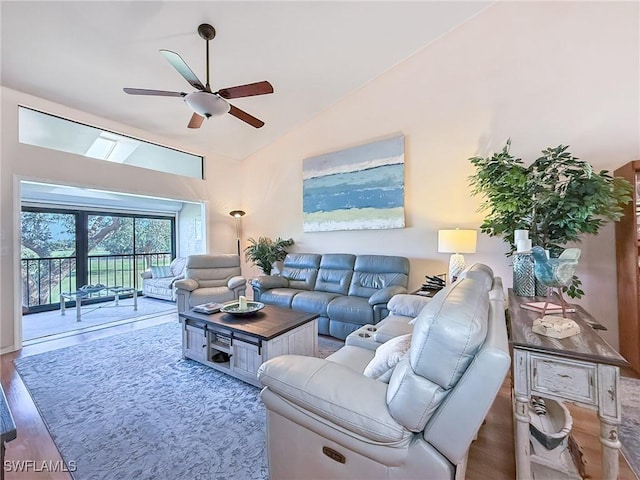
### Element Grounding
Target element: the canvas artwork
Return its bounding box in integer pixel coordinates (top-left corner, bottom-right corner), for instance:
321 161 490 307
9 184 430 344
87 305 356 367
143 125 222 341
303 135 405 232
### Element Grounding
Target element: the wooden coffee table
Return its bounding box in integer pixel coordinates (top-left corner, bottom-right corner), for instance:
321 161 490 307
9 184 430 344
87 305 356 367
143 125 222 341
179 304 318 387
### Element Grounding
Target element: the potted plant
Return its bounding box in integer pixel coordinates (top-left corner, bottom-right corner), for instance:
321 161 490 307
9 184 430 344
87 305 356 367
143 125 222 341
469 140 633 297
244 237 294 275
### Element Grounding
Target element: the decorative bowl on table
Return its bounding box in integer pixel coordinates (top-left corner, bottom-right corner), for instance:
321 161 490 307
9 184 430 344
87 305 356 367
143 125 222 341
79 284 106 294
220 301 265 316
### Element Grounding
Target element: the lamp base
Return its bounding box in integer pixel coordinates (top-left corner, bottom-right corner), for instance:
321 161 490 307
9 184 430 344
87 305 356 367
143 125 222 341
449 253 465 283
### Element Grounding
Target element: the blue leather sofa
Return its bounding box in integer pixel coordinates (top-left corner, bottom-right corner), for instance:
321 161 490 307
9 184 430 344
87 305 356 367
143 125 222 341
250 253 410 339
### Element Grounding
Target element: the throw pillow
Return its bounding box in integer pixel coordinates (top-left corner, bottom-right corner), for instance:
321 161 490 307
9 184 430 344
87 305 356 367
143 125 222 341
363 334 412 383
150 265 172 278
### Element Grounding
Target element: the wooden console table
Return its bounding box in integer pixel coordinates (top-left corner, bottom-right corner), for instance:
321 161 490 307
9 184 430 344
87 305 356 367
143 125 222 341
508 289 629 480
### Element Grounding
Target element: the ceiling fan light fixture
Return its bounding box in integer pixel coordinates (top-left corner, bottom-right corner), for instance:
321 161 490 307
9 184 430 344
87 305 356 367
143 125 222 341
124 22 271 129
184 91 230 118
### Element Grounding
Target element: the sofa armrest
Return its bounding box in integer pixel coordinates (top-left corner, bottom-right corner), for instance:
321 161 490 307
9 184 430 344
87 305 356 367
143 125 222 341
251 275 289 290
368 285 407 305
228 275 246 290
174 278 199 292
169 274 185 286
140 270 152 280
387 294 432 318
258 355 409 444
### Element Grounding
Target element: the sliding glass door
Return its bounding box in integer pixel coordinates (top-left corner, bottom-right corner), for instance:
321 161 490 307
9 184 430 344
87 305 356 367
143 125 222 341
21 207 175 312
21 209 78 311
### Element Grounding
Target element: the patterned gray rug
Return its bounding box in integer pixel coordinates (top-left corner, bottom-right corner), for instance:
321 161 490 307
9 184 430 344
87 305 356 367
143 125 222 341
620 376 640 477
15 321 344 480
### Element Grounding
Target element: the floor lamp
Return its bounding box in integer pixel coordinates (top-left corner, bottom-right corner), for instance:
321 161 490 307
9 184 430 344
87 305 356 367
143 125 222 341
438 229 477 283
229 210 245 256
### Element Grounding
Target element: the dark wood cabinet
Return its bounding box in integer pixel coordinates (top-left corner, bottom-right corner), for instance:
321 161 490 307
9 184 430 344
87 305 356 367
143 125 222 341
614 160 640 373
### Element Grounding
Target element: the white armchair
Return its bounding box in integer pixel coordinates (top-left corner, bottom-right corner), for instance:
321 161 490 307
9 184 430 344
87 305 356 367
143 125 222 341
174 254 247 313
257 265 510 480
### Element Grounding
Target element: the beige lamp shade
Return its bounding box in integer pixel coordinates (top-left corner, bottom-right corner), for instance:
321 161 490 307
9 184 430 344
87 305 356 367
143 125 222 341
438 229 477 254
438 229 477 283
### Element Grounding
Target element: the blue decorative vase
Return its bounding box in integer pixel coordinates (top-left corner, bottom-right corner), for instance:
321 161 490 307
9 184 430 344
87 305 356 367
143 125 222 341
513 253 535 296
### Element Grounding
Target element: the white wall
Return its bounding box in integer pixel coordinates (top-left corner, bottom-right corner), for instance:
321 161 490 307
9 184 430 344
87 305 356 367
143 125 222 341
0 87 241 352
178 202 207 257
240 1 640 348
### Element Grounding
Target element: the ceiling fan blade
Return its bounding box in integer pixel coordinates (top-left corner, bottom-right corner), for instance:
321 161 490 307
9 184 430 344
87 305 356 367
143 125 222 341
123 88 186 97
187 113 205 129
159 49 206 91
228 105 265 128
216 81 274 99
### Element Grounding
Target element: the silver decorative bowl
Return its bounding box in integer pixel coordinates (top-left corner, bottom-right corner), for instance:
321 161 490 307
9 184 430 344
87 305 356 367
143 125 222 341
220 301 265 316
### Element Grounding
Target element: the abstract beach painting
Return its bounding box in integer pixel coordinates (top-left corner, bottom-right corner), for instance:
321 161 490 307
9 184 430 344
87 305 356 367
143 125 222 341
303 135 405 232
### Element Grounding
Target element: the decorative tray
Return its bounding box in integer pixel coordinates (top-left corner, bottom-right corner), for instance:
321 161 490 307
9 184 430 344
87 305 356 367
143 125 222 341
220 301 265 316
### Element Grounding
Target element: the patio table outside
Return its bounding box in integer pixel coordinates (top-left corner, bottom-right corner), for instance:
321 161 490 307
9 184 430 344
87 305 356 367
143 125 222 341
60 285 137 322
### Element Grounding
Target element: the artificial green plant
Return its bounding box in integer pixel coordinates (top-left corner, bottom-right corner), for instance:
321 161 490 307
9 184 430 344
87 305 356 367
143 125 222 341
469 140 633 297
244 236 294 275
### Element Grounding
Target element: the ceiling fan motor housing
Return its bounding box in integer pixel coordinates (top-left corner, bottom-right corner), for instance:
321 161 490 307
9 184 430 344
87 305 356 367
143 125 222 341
184 91 230 118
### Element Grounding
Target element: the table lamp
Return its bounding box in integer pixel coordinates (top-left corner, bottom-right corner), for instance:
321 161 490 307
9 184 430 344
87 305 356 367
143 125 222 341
438 229 477 283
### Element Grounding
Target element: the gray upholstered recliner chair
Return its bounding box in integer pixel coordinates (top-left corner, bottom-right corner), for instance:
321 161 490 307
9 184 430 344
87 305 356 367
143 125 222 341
258 266 510 480
174 254 247 313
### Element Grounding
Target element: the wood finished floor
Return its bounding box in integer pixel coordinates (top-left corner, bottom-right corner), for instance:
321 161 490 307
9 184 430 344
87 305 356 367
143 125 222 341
1 319 638 480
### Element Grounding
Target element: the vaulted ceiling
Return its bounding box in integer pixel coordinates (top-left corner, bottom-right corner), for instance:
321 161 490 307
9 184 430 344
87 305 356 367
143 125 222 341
1 1 491 161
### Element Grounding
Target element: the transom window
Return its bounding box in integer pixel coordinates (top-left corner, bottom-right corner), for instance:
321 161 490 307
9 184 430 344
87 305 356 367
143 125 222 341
18 106 204 179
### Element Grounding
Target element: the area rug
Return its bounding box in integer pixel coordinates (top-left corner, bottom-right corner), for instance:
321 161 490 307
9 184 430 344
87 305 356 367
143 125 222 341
15 321 343 480
620 376 640 477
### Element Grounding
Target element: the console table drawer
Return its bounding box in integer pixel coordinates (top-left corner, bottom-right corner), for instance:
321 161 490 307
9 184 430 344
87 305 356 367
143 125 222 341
530 355 596 405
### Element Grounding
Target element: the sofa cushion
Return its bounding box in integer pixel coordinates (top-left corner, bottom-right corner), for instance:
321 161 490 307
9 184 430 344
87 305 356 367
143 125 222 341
385 277 490 432
373 314 414 343
185 254 241 288
150 265 172 278
188 286 236 307
291 291 341 316
325 345 375 374
258 355 410 444
363 334 412 383
326 296 374 325
410 278 489 389
170 257 187 277
458 263 494 290
260 288 306 308
144 282 174 299
146 277 175 289
279 253 321 291
348 255 409 298
386 359 449 432
314 254 355 295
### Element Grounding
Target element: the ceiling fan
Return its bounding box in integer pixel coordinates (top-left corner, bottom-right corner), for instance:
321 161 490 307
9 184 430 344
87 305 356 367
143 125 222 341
123 23 273 129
